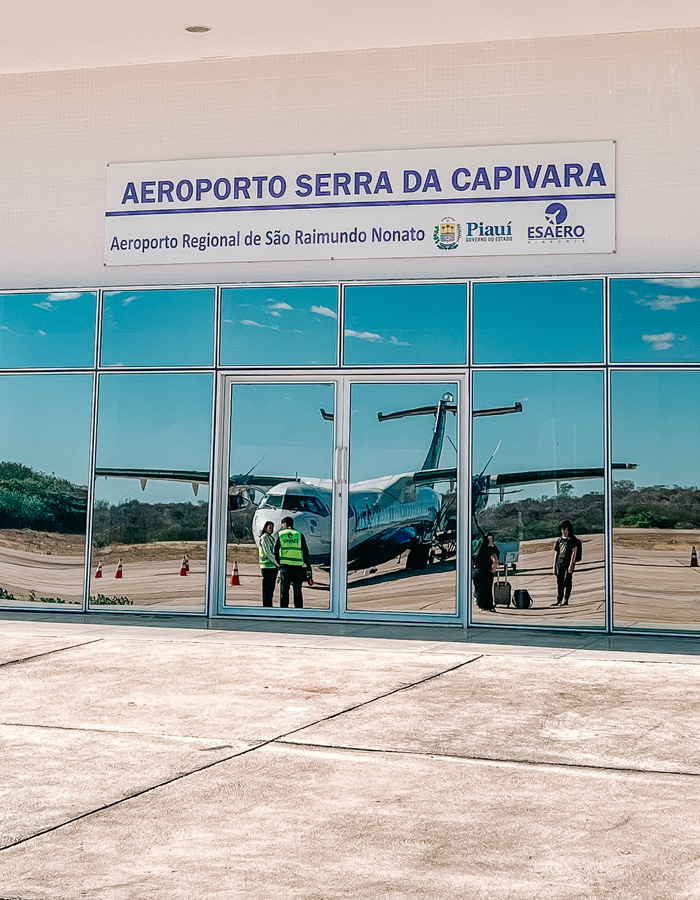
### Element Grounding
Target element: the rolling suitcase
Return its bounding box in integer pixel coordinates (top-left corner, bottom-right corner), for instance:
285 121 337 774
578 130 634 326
493 567 511 607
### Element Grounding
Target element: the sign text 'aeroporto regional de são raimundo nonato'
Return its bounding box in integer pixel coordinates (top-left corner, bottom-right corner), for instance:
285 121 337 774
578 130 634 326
104 141 615 265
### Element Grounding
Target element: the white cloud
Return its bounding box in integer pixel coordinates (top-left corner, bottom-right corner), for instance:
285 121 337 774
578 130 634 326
642 332 687 351
267 301 293 311
389 336 410 346
0 324 13 333
643 278 700 290
37 329 46 336
239 319 267 328
267 310 282 317
310 305 338 319
121 295 138 306
637 294 699 311
46 291 82 302
33 301 53 310
344 329 382 342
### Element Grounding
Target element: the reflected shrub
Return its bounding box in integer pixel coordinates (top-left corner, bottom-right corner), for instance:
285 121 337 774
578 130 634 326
93 499 208 547
613 484 700 529
0 462 87 533
90 593 133 606
476 491 604 542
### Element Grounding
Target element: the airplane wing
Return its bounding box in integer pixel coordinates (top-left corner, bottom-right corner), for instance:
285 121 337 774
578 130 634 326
94 467 300 496
491 463 637 488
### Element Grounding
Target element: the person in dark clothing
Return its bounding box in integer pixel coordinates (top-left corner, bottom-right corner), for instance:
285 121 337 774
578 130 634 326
472 532 500 611
274 516 311 609
552 519 582 606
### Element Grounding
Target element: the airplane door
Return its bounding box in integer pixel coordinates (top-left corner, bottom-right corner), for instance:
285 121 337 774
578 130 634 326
213 379 340 616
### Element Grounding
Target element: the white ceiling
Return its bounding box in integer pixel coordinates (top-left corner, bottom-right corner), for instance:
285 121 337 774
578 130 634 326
4 1 700 75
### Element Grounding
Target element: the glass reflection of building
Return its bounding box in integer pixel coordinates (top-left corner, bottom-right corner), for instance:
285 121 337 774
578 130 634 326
0 276 699 635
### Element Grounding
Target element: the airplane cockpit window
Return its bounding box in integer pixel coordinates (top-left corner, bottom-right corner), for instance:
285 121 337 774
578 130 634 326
611 278 700 363
260 495 283 509
0 291 96 368
473 280 604 364
343 284 467 366
281 496 329 516
101 289 215 367
221 286 338 367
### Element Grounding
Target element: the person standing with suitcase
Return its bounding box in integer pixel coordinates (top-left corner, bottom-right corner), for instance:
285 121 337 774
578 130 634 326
472 532 500 611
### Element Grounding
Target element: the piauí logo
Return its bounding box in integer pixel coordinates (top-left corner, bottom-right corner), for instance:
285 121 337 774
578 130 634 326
433 216 461 250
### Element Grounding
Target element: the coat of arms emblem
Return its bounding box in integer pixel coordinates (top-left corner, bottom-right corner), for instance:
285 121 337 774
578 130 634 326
433 217 461 250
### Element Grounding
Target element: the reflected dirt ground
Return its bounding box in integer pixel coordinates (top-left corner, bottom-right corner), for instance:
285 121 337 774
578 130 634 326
473 534 605 626
613 529 700 629
88 541 207 612
0 530 84 608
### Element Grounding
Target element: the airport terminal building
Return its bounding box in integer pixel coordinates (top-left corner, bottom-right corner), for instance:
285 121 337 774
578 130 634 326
1 13 699 635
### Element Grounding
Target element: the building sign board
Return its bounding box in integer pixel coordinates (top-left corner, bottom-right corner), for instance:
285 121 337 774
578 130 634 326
105 141 615 265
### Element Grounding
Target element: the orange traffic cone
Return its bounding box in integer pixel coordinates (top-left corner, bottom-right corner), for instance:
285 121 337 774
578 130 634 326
230 561 240 586
184 554 190 573
179 555 188 577
114 558 123 579
94 562 102 579
691 547 698 568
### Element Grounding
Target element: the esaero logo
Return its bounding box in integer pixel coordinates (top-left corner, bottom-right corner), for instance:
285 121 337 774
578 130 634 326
433 217 461 250
528 203 585 242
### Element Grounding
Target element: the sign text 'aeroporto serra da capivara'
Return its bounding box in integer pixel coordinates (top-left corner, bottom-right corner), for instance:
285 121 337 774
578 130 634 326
104 142 615 265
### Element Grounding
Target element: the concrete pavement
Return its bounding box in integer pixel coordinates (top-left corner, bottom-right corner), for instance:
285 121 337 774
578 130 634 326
0 613 699 898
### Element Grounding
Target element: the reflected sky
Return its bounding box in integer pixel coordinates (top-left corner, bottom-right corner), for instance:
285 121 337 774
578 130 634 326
96 374 213 504
344 284 466 366
0 292 96 369
101 289 215 367
611 278 700 362
0 375 92 484
473 370 603 499
473 281 603 364
613 371 700 488
229 383 334 478
350 383 458 482
221 287 338 366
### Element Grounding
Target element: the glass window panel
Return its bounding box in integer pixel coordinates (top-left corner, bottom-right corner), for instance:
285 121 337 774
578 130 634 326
91 373 213 612
0 375 92 608
611 278 700 363
221 286 338 366
346 382 458 614
472 370 605 626
100 288 215 367
473 280 603 364
0 291 96 368
612 371 700 630
343 284 467 366
226 382 334 610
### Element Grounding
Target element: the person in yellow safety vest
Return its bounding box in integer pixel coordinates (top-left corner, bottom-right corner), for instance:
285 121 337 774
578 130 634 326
258 520 279 607
274 515 311 609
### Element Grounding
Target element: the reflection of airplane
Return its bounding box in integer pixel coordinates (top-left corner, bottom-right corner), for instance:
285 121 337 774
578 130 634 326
96 395 636 573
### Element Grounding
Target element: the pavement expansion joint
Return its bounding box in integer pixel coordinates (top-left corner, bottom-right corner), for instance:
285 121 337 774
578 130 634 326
275 739 700 781
0 655 484 853
0 721 239 744
0 638 103 669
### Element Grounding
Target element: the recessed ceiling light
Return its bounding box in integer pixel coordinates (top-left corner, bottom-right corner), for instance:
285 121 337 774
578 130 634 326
185 25 211 33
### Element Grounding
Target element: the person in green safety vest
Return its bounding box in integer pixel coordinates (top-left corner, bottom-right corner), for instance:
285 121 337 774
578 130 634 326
274 516 311 609
258 520 279 607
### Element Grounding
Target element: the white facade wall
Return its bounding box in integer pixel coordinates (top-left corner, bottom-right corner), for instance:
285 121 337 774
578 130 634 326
0 27 698 290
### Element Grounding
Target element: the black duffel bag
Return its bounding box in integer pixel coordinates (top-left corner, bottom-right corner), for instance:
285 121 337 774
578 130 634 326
513 589 533 609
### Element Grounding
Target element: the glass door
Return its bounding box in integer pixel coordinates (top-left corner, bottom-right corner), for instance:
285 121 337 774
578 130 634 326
212 374 465 621
214 378 339 615
343 379 463 620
